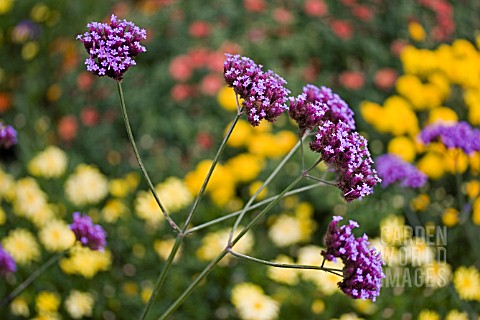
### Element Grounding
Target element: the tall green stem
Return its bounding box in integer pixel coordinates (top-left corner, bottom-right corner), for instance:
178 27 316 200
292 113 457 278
157 174 305 320
140 111 243 320
0 251 67 308
117 81 180 232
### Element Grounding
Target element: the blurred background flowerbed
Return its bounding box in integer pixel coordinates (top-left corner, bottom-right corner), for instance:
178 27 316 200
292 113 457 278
1 0 480 319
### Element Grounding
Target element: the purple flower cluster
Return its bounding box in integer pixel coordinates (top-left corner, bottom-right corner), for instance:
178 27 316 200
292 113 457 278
0 123 17 149
419 121 480 155
223 54 290 126
288 93 329 134
303 84 356 131
310 121 381 201
376 154 427 188
77 14 147 80
0 245 16 276
70 212 107 251
322 216 385 301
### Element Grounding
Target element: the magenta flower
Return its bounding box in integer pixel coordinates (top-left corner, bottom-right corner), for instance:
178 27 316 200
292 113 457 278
322 216 385 301
288 93 329 134
419 121 480 155
70 212 107 251
376 154 427 188
77 14 147 80
0 245 16 276
223 54 290 126
310 121 381 201
0 123 17 149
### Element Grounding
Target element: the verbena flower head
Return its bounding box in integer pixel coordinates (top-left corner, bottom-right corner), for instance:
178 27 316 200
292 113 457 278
303 84 356 130
224 54 290 126
289 93 329 134
310 121 381 201
77 14 147 80
322 216 385 301
0 244 16 276
70 212 107 251
376 154 427 188
419 121 480 155
0 123 17 149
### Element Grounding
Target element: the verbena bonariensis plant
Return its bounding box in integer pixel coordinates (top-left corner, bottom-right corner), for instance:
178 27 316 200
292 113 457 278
1 14 385 319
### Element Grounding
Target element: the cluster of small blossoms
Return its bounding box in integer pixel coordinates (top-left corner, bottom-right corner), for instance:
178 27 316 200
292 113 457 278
0 245 16 276
69 212 107 251
303 84 356 131
419 121 480 155
288 93 329 134
310 121 381 201
376 154 427 188
77 15 147 81
0 123 17 149
223 54 290 126
322 216 385 301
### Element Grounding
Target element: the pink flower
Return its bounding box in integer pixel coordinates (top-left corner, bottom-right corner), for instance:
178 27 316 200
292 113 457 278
243 0 266 12
58 115 78 142
171 84 193 102
189 21 210 38
81 107 100 127
188 48 210 68
331 20 353 40
304 0 328 17
352 5 374 22
339 71 364 90
200 74 223 96
374 68 397 90
273 8 293 24
169 55 193 81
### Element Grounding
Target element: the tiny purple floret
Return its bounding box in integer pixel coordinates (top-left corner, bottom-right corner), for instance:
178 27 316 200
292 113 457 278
70 212 107 251
0 245 16 276
77 14 147 80
322 216 385 301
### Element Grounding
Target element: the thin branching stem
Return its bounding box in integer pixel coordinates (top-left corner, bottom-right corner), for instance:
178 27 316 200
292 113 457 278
117 81 180 232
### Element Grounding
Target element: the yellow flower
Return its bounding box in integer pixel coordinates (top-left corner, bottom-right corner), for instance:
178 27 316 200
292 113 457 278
387 136 417 162
380 215 410 246
267 255 299 285
196 228 254 265
36 291 60 314
353 299 377 315
60 245 112 278
2 228 40 265
470 152 480 174
109 178 130 198
156 177 193 212
10 297 30 317
249 180 268 200
442 207 459 227
417 152 445 179
428 106 458 125
473 197 480 225
0 167 16 201
311 299 325 314
453 266 480 301
134 190 163 225
422 261 451 288
383 96 419 135
410 194 430 211
154 238 182 262
408 21 426 42
297 245 343 294
13 177 48 220
403 237 435 266
101 199 128 223
418 310 440 320
28 146 68 178
0 0 14 14
466 180 480 199
217 85 239 112
226 153 265 183
443 149 469 174
231 283 279 320
65 290 94 319
360 101 387 132
39 220 75 252
0 207 6 225
65 164 108 206
445 310 469 320
227 119 253 148
268 209 316 247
